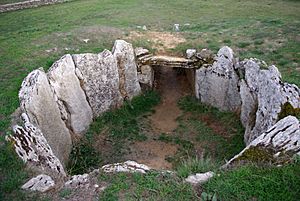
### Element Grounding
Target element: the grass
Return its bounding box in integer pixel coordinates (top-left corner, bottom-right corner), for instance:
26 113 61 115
0 0 299 200
203 161 300 201
161 96 245 169
0 136 29 201
98 171 198 200
67 91 160 175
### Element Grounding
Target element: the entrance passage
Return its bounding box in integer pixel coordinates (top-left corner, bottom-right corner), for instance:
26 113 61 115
124 67 193 169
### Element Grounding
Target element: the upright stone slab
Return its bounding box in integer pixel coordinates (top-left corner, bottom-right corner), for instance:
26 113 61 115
240 59 300 144
47 54 93 135
19 69 72 164
112 40 141 100
195 46 241 111
72 50 122 117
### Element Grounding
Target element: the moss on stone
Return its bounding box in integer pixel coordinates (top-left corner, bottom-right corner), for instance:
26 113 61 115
237 146 275 163
278 102 300 120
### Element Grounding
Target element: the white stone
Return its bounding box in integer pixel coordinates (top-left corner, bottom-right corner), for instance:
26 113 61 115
173 24 180 32
22 174 55 192
101 161 150 174
18 69 72 164
47 54 93 135
185 171 214 184
72 50 123 117
186 49 196 59
112 40 141 100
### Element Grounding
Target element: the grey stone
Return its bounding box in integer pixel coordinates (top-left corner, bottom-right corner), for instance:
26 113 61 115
47 54 93 135
72 50 123 117
224 116 300 167
18 69 72 164
196 48 215 63
135 47 150 57
8 113 66 177
138 65 154 88
240 59 300 144
65 174 89 188
112 40 141 100
22 174 55 192
195 46 241 111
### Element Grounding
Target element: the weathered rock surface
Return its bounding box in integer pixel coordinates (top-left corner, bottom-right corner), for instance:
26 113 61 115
72 50 122 117
21 174 55 192
195 46 241 111
101 161 150 174
185 171 214 184
224 116 300 167
240 59 300 144
141 55 197 68
195 48 215 64
113 40 141 100
18 69 72 164
138 65 154 89
8 113 66 177
65 174 89 188
48 54 93 135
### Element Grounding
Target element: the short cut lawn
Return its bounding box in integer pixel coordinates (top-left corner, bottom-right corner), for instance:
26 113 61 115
0 0 299 200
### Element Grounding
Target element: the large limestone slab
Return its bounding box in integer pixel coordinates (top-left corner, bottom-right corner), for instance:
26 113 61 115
240 59 300 144
72 50 122 117
224 116 300 167
195 46 241 111
112 40 141 100
19 69 72 164
47 54 93 135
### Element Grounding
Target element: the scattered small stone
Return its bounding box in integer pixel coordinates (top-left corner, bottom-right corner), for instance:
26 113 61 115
22 174 55 192
101 161 150 174
45 47 57 53
185 171 214 184
142 25 147 31
173 24 180 32
82 39 90 43
65 174 89 188
186 49 196 59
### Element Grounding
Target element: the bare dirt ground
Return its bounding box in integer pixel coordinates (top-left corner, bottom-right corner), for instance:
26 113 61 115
125 67 193 170
126 31 186 53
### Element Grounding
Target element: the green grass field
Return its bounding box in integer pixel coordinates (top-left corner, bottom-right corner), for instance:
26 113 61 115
0 0 299 200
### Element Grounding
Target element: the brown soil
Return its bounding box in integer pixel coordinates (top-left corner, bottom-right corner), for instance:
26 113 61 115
125 140 178 170
150 67 192 133
126 31 186 53
124 67 193 170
